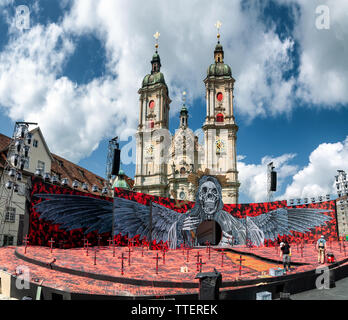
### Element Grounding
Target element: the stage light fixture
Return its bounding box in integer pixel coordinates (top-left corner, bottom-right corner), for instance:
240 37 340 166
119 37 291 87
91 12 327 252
17 125 27 138
23 145 30 158
318 196 323 202
297 199 301 205
61 178 69 186
35 168 43 177
311 197 316 203
8 168 16 178
51 176 59 185
326 194 330 200
13 184 19 193
92 185 99 192
72 180 79 189
82 183 89 191
16 172 22 181
44 173 51 182
15 140 22 153
102 187 108 195
5 181 13 190
11 154 19 167
290 199 294 205
19 158 26 171
26 132 32 145
304 198 308 204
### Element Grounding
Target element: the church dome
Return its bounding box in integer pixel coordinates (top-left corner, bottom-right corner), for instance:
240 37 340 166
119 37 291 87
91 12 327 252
142 72 166 87
207 63 232 78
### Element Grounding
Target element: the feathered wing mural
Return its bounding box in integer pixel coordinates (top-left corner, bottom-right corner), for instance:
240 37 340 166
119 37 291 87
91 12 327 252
34 175 333 248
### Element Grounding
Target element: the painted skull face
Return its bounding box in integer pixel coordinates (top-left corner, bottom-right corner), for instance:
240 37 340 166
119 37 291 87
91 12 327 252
199 181 220 219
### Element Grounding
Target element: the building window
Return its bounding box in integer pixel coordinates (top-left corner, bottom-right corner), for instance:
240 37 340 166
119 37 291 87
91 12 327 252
3 235 14 246
24 157 30 169
216 113 224 123
37 160 45 173
5 207 16 223
33 139 39 148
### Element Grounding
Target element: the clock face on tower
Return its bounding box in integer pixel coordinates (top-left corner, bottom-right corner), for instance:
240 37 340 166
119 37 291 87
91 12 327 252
145 144 154 157
215 139 225 153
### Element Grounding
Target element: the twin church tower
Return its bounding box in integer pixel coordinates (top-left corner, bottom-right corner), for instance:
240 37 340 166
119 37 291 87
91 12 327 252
134 25 240 204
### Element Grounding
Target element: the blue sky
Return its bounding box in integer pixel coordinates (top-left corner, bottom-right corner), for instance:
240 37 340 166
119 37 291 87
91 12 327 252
0 0 347 203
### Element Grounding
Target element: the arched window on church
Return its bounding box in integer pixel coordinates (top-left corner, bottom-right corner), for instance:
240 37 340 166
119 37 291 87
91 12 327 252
180 167 186 175
216 113 224 123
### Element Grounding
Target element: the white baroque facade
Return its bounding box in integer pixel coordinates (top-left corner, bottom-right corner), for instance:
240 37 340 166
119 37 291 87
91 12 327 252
134 38 240 204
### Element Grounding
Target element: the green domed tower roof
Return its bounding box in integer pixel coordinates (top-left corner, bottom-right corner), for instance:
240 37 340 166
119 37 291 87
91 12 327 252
142 49 167 88
206 41 232 78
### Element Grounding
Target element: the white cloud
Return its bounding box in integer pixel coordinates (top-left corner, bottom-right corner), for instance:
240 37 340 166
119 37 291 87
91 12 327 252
238 153 298 203
281 136 348 199
292 0 348 105
0 0 300 162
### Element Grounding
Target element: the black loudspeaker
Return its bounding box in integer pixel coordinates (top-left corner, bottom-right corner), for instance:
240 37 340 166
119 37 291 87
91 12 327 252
270 171 277 192
111 149 121 176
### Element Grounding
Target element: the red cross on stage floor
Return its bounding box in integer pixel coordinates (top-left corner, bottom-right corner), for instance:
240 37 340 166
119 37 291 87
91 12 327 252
118 253 127 275
128 238 136 248
195 252 202 271
126 247 133 266
48 238 55 253
186 247 191 262
197 258 206 273
162 247 168 265
85 240 91 256
236 255 246 276
205 241 210 252
181 243 185 255
107 238 113 248
153 252 161 275
23 235 29 254
94 246 99 266
220 250 226 267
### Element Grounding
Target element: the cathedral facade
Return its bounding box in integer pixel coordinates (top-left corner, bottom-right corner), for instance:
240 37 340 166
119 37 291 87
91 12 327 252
134 34 240 204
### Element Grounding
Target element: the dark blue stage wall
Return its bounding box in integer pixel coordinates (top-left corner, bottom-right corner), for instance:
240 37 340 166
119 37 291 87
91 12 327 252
29 177 338 249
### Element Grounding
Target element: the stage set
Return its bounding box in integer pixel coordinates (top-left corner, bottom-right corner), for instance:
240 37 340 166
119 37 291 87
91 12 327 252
1 175 348 300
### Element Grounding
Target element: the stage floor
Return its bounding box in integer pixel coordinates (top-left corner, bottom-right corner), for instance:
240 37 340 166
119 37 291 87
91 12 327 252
1 242 347 298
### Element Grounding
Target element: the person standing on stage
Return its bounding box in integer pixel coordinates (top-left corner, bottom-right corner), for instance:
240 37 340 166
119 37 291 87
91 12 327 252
317 235 327 264
280 240 291 272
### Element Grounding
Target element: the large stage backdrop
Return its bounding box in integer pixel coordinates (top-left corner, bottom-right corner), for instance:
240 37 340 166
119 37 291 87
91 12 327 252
29 176 338 249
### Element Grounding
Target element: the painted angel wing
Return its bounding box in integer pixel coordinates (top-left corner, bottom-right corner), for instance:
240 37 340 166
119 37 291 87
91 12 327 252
247 207 332 242
113 197 185 244
34 194 113 234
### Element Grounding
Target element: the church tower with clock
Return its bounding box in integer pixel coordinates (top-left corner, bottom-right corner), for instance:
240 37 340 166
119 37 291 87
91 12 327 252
202 24 240 204
133 25 240 204
134 33 172 197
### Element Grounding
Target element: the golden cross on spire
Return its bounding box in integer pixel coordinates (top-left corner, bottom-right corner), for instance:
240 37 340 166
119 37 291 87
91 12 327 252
215 20 222 40
153 31 160 50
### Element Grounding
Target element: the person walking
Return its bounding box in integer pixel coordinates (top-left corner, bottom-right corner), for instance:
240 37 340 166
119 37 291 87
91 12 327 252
317 235 327 264
280 240 291 273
